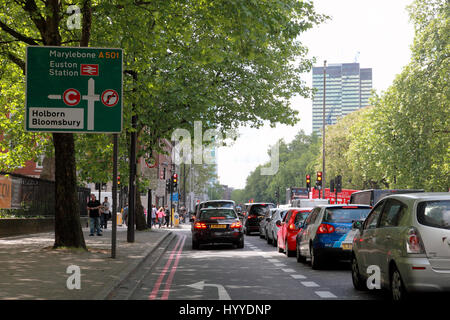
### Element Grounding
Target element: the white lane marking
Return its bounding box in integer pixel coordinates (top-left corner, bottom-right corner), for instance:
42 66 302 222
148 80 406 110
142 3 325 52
268 259 281 263
282 268 296 273
290 274 307 279
301 281 320 287
274 263 287 267
315 291 337 298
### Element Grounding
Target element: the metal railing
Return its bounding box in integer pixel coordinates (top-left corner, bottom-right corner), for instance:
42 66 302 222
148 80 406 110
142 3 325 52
0 172 90 217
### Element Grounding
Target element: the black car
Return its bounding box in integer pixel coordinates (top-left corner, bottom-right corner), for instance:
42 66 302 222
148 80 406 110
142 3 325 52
191 207 244 249
243 202 275 235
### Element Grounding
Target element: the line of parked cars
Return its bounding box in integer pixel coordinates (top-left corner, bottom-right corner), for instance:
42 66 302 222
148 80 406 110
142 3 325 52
249 190 450 301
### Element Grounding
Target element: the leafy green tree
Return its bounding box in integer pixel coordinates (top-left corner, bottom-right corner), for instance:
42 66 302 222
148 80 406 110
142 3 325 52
1 0 326 246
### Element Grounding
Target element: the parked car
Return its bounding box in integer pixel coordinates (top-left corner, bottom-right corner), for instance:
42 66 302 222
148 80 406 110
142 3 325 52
266 209 288 246
191 207 244 249
351 192 450 301
349 189 424 207
276 207 312 257
243 202 275 235
259 208 276 239
296 204 372 269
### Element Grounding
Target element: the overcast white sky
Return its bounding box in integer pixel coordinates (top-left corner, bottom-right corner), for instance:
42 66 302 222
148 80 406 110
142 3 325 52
217 0 415 190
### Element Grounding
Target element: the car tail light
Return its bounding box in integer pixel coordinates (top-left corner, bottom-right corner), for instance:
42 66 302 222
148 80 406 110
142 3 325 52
288 223 297 231
194 222 207 229
406 227 425 254
248 215 257 219
317 223 335 234
231 221 242 229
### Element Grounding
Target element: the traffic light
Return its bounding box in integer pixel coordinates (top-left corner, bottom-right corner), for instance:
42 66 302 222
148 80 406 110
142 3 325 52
336 175 342 193
172 173 178 189
306 174 311 189
330 178 335 192
166 179 171 192
316 171 322 188
117 175 121 185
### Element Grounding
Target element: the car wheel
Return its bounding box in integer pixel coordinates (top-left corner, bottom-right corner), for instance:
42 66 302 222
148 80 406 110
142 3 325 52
266 231 272 244
286 240 295 257
390 266 407 302
259 230 264 239
351 255 367 291
192 240 199 250
245 227 251 236
277 238 284 253
296 244 306 263
237 237 244 249
310 246 322 270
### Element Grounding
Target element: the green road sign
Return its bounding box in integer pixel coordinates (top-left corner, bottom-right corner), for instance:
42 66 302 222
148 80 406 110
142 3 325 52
25 46 123 133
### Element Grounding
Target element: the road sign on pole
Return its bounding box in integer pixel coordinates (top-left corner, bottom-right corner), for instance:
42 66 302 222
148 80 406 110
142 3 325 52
25 46 123 133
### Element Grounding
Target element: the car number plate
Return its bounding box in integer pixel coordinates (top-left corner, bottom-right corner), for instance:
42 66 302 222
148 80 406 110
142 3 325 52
210 224 227 229
341 243 352 250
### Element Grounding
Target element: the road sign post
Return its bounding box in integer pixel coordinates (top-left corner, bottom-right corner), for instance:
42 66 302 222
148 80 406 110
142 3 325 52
26 46 123 133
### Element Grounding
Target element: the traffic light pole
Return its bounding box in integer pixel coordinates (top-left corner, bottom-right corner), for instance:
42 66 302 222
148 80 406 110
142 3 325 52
322 60 327 200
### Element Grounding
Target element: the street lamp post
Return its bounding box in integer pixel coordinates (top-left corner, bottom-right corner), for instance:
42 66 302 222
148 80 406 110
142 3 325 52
322 60 327 200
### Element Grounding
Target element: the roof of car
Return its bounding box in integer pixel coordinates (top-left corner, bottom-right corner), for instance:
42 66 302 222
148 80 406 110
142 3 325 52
200 207 235 210
288 207 314 211
383 192 450 201
200 200 235 204
245 202 275 205
314 204 372 208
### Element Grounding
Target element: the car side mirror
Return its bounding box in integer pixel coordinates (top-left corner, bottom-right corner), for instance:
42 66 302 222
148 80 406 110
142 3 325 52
275 220 281 227
352 220 363 231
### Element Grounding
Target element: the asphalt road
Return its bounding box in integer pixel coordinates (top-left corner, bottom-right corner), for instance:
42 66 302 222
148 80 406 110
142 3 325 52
127 225 386 301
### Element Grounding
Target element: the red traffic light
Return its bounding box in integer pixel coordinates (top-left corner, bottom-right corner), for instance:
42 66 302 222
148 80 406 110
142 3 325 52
317 171 322 181
306 174 311 183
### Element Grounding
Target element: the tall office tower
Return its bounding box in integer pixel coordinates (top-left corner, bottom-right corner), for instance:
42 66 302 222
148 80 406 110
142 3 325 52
312 63 372 134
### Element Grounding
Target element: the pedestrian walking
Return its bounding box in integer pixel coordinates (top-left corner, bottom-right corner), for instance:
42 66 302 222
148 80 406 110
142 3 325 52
165 205 170 228
87 194 102 236
156 207 165 228
101 196 111 229
151 205 157 227
122 203 129 226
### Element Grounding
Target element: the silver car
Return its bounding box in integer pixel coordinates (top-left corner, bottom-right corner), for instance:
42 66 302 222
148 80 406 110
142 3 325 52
351 192 450 301
266 209 287 246
259 208 276 239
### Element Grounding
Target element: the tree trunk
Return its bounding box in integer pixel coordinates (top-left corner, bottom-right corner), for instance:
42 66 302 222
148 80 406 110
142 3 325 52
53 133 87 249
135 191 147 231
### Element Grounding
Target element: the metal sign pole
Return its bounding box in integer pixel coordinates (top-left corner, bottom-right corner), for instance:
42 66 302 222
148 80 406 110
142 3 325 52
111 134 118 258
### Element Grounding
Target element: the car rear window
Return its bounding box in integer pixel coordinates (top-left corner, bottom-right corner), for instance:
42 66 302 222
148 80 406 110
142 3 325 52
323 207 371 223
249 205 269 216
200 209 237 220
417 200 450 230
201 201 234 209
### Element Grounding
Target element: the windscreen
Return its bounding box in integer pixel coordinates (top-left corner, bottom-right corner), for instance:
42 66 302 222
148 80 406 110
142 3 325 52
323 207 371 223
200 209 237 220
417 200 450 230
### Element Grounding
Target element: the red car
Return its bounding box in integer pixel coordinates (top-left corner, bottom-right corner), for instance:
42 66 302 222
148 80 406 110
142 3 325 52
277 207 312 257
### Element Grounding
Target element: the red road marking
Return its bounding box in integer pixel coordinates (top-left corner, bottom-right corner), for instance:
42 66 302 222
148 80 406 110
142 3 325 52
161 235 186 300
148 235 184 300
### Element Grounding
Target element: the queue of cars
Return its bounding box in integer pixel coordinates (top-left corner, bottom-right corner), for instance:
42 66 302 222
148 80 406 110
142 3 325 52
190 191 450 301
247 191 450 301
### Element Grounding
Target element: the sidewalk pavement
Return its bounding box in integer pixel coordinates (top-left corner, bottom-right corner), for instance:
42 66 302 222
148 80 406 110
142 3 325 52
0 224 178 300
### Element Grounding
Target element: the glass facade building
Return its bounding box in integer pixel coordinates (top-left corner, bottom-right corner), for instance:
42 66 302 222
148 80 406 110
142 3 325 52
312 63 372 134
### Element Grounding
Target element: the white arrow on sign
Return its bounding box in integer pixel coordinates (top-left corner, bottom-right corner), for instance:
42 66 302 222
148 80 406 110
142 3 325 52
185 281 231 300
82 78 99 131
